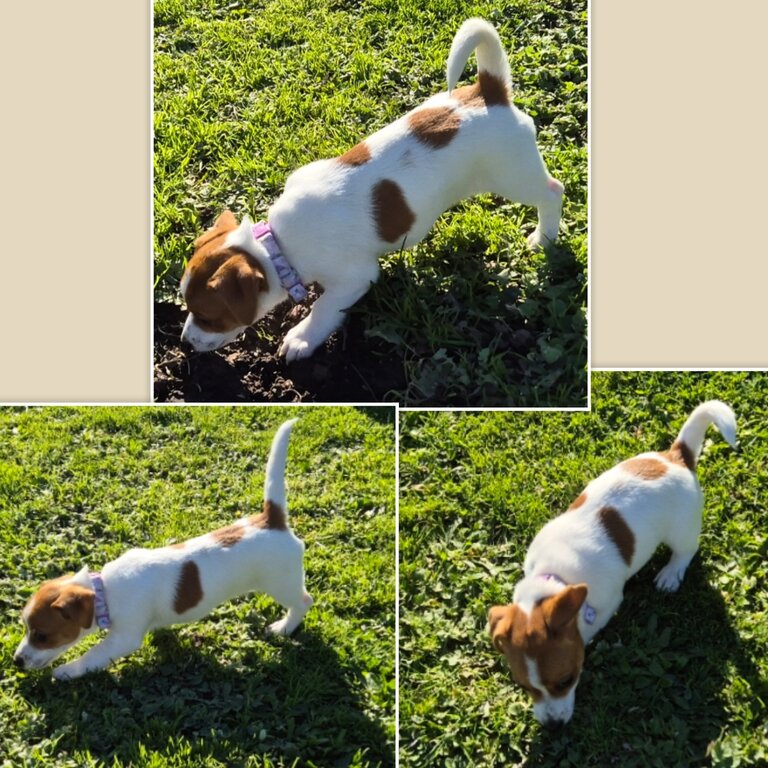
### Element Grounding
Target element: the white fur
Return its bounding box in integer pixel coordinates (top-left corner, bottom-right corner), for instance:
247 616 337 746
14 419 312 680
185 18 563 358
511 401 736 723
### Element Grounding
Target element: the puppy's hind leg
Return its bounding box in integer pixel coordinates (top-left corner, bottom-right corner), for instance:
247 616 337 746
526 177 564 251
655 501 703 592
265 562 313 637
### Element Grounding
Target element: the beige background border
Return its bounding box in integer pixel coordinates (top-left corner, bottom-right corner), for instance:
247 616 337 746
1 1 765 403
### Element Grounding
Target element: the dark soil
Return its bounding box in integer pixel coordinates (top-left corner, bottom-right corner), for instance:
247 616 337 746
154 295 407 403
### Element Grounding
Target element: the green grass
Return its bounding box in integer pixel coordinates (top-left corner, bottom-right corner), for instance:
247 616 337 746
399 372 768 767
154 0 587 406
0 406 395 767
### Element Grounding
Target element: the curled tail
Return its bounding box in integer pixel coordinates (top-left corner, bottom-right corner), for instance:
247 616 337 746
672 401 737 469
263 418 298 520
446 18 511 94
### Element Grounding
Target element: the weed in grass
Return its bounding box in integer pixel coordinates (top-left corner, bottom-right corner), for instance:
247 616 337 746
399 372 768 767
0 406 395 767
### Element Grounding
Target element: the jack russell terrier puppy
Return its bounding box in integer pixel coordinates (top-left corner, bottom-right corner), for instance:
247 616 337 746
488 401 737 726
13 419 312 680
180 17 563 359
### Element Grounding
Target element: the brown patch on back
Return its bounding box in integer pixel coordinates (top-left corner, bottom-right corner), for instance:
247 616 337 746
489 585 586 700
664 440 696 471
182 211 267 333
372 179 415 243
408 106 461 149
248 500 287 530
174 561 203 614
338 142 371 166
25 577 95 650
211 523 246 548
452 71 510 108
567 491 587 511
621 456 668 480
598 506 635 566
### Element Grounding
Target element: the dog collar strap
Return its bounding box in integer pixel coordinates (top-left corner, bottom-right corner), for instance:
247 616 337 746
251 221 309 303
90 572 112 630
539 573 596 626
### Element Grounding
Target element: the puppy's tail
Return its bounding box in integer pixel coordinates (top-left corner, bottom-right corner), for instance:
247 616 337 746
672 401 737 469
263 418 298 521
446 18 512 95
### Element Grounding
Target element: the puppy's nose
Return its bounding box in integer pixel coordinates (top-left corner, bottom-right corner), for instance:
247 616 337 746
542 717 565 731
13 655 25 669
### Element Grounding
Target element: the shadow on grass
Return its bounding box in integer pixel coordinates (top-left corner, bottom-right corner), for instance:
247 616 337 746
517 559 763 767
17 626 393 767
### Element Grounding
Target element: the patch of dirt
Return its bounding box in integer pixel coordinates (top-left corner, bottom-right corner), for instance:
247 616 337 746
153 298 406 403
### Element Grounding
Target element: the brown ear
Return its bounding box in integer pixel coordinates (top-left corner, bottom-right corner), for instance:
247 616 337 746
208 254 264 326
51 585 94 629
194 210 239 249
488 604 516 653
541 584 587 633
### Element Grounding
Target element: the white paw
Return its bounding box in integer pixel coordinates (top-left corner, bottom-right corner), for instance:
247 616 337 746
527 228 544 251
655 564 684 592
267 618 290 636
53 663 83 681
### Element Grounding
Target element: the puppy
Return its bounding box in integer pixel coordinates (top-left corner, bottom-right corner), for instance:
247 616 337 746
13 419 312 680
180 17 563 358
488 401 737 726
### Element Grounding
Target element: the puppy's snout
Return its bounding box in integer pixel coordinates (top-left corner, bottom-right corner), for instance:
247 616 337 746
542 717 566 730
13 654 25 669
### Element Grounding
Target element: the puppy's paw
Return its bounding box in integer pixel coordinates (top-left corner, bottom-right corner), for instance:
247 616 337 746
53 662 84 681
654 564 683 592
279 328 319 362
526 228 545 251
267 618 290 637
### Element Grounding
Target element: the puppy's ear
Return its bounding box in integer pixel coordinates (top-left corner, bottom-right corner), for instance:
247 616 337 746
541 584 587 633
488 604 516 653
208 253 265 326
52 585 95 629
194 210 240 250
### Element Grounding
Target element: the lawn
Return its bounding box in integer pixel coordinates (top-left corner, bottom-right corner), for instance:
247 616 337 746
399 371 768 766
154 0 587 406
0 406 396 767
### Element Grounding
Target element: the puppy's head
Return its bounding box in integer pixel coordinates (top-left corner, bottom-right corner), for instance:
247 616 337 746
180 211 268 352
488 584 587 726
14 567 96 670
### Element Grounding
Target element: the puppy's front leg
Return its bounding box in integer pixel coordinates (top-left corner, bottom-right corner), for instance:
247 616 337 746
53 630 145 680
279 272 377 362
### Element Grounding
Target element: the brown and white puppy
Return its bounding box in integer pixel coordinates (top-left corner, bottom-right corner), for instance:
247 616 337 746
13 420 312 680
180 18 563 359
489 401 737 726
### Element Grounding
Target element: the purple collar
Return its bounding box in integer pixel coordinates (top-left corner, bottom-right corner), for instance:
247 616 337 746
251 221 309 303
90 572 111 630
539 573 596 625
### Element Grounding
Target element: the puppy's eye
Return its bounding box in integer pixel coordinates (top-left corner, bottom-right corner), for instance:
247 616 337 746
555 675 575 691
32 631 48 643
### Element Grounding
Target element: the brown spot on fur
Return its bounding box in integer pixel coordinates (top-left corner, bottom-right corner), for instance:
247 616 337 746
25 577 95 650
174 561 203 614
248 500 287 530
621 456 668 480
489 585 586 701
170 541 186 549
372 179 415 243
211 523 246 548
182 211 267 333
408 106 461 149
568 492 587 511
338 142 371 166
452 71 510 108
664 440 696 471
598 506 635 566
